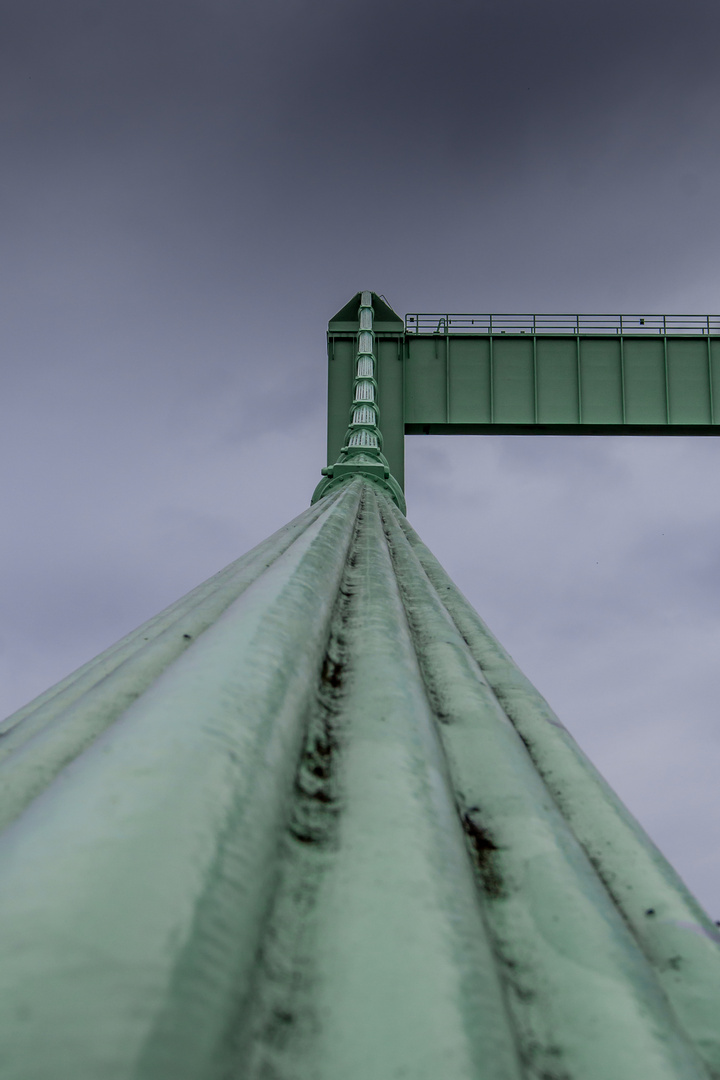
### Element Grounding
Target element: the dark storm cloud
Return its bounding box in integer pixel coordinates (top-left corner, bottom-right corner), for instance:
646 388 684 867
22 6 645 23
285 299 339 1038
7 1 717 138
5 0 720 207
285 0 719 155
3 0 719 328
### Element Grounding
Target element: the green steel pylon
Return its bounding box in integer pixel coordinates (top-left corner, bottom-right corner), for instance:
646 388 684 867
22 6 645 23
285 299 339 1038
311 289 406 512
0 294 719 1080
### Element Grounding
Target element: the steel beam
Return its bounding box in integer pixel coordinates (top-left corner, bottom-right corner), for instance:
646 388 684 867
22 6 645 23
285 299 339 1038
322 297 720 498
404 334 720 435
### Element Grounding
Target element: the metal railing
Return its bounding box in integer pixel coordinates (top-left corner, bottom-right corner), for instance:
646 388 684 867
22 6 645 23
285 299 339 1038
405 313 720 335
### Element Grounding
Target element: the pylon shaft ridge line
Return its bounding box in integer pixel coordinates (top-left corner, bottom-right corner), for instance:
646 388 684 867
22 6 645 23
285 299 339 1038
238 483 522 1080
0 491 351 834
1 477 719 1076
0 481 365 1080
0 495 340 744
379 495 712 1080
387 499 720 1075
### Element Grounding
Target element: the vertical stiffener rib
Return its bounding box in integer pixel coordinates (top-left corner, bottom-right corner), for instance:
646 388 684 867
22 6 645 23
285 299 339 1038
0 479 718 1079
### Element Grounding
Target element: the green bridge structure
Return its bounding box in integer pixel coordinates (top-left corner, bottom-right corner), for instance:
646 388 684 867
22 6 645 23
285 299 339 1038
1 292 719 1079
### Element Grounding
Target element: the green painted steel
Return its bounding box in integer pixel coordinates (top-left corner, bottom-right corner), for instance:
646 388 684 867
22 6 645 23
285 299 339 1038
0 483 363 1080
1 477 719 1078
381 501 716 1079
242 488 522 1080
313 291 405 511
323 291 405 493
0 494 345 833
403 333 720 435
320 297 720 497
391 506 720 1075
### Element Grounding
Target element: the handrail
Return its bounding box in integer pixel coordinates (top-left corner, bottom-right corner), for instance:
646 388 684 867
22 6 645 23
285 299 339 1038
405 313 720 335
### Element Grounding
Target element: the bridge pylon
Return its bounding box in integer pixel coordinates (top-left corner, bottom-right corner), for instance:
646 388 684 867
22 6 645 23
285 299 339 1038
0 293 718 1079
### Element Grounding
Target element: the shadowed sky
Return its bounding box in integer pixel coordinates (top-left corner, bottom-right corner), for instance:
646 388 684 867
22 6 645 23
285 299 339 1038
1 0 720 912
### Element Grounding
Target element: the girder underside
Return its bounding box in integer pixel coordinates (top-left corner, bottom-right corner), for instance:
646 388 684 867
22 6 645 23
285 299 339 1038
0 479 718 1079
405 335 720 428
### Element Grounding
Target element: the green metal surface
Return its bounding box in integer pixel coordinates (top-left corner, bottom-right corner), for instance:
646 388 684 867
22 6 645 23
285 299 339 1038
393 508 720 1072
0 495 343 833
320 299 720 496
0 483 362 1079
313 291 405 511
403 333 720 434
323 291 405 493
1 478 719 1078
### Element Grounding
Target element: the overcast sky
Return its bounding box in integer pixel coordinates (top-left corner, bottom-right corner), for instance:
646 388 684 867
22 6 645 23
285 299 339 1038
1 0 719 914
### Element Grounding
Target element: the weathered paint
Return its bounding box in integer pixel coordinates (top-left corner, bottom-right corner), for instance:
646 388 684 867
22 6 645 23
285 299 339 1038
0 483 362 1079
391 506 720 1074
0 478 718 1079
0 492 344 832
0 496 336 747
238 490 521 1080
381 502 714 1079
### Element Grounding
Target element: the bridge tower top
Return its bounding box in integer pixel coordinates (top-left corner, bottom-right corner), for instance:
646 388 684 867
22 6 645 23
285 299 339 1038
320 290 720 500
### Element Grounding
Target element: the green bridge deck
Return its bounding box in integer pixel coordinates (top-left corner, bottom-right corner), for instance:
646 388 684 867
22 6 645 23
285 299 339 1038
328 297 720 491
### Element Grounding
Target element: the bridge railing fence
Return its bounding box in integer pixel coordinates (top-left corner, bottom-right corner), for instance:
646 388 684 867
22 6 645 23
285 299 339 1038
405 313 720 335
